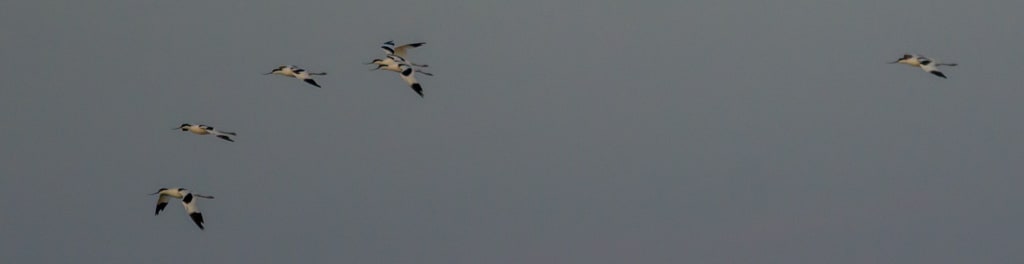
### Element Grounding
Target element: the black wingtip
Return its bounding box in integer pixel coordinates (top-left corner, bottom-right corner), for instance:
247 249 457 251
216 135 234 142
190 212 205 230
304 79 322 88
411 83 424 97
929 71 947 79
155 203 168 215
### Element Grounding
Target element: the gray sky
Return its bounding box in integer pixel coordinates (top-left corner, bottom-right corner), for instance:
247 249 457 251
2 0 1024 263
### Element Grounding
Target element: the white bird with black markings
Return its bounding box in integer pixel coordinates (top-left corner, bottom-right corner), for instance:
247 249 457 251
889 54 958 79
264 65 326 88
366 40 431 73
177 123 237 142
150 188 215 230
365 57 433 76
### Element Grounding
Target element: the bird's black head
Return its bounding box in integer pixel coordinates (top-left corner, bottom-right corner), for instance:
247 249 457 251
149 188 168 195
889 54 913 64
264 65 285 75
364 59 384 66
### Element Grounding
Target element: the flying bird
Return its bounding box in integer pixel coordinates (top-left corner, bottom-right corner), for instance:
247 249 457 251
370 40 430 68
365 57 433 76
177 123 237 142
265 65 326 88
150 188 215 230
889 54 958 78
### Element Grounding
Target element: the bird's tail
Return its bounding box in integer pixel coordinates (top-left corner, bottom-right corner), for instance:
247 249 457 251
221 131 237 136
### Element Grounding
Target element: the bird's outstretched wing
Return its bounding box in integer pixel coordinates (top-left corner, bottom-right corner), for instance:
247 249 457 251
381 41 397 55
303 78 322 88
394 42 425 57
180 192 206 230
154 194 169 215
381 41 426 57
398 64 423 97
919 62 947 79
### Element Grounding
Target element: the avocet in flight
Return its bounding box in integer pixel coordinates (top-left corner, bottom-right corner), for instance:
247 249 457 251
265 65 326 88
150 188 215 230
177 123 237 142
366 57 433 76
367 40 431 74
889 54 958 79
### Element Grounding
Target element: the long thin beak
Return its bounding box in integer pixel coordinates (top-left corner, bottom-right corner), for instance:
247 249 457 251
149 191 160 195
887 61 899 64
363 61 375 65
173 127 181 130
263 72 274 75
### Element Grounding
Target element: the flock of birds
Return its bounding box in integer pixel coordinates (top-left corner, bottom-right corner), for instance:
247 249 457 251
154 40 432 230
153 46 955 230
262 40 431 96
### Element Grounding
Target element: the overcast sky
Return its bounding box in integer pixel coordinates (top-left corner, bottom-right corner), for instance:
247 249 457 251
2 0 1024 263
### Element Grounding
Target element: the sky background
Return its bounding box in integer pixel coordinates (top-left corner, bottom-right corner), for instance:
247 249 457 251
2 0 1024 263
